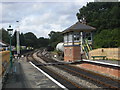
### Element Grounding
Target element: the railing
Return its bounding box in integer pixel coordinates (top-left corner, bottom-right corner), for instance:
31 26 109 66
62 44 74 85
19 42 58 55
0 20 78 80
82 39 92 59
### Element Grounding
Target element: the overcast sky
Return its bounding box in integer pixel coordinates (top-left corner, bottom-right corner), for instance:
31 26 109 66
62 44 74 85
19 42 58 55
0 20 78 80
1 0 94 38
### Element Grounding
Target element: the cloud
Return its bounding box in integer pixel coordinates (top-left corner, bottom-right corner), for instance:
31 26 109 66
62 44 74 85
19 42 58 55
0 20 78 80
1 1 93 38
2 0 94 3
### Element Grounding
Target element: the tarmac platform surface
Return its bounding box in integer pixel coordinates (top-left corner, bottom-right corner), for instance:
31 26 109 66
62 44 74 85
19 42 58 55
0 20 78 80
2 57 61 89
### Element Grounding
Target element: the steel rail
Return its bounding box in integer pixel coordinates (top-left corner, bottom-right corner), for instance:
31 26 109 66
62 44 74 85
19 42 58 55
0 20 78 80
26 51 83 88
37 50 119 88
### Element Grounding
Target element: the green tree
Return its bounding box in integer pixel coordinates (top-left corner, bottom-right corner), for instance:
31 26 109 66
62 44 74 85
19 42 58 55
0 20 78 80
77 2 120 30
11 31 17 46
0 28 9 44
24 32 38 48
76 2 120 48
38 37 49 48
48 31 63 49
93 28 119 48
20 33 26 46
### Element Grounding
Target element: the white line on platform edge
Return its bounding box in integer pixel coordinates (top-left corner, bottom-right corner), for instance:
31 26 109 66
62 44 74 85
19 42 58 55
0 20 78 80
29 61 68 90
83 59 120 67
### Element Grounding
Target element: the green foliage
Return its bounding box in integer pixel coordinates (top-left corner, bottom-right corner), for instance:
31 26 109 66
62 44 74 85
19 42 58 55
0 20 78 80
77 2 120 30
20 33 26 46
11 31 17 46
76 2 120 48
24 32 38 48
0 28 9 44
1 29 63 50
11 31 26 46
38 37 49 48
93 28 119 48
48 31 63 49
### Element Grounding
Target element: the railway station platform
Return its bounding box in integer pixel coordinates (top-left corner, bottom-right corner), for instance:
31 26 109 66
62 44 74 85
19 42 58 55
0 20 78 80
83 59 120 65
2 57 63 89
53 56 120 66
76 59 120 79
53 57 120 79
2 59 28 89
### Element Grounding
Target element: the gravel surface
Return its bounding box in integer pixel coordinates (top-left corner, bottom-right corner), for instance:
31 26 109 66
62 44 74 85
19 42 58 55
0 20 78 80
46 65 100 88
33 52 46 64
32 51 102 88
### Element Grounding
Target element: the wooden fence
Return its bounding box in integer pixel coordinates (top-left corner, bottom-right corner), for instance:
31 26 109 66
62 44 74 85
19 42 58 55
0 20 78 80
89 48 120 60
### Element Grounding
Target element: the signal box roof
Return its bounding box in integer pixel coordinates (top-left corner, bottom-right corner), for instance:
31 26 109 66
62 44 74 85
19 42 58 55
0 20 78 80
62 21 96 34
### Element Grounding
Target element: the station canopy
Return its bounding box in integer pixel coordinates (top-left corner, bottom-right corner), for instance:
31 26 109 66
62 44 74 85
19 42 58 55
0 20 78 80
62 21 96 34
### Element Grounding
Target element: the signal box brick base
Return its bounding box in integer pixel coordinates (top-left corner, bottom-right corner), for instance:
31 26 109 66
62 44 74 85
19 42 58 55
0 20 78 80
64 46 81 62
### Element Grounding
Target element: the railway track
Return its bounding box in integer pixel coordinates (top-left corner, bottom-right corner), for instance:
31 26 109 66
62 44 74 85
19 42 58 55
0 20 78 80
26 51 83 89
27 50 120 88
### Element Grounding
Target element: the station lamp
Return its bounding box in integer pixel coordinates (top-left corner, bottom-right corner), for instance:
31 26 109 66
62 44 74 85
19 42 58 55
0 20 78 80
7 25 13 68
7 25 13 35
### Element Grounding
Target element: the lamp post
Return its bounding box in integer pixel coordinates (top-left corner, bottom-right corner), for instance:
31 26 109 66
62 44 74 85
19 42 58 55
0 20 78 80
7 25 13 68
16 21 20 57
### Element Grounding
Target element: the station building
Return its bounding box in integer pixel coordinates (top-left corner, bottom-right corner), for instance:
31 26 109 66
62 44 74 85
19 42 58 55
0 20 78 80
62 21 96 62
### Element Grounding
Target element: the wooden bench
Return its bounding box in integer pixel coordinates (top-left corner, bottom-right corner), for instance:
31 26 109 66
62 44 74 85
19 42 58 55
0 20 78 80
91 56 106 60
